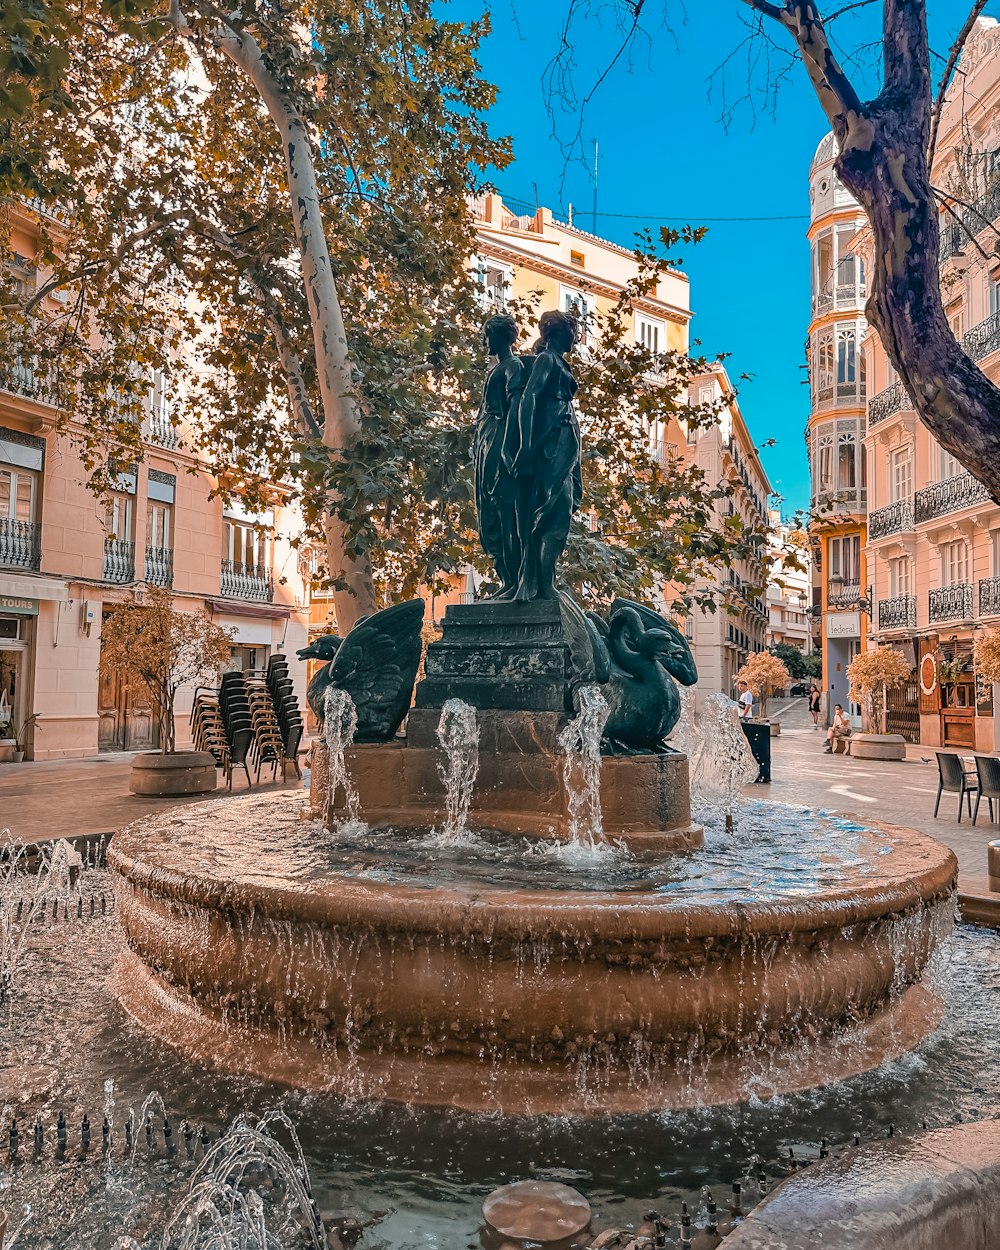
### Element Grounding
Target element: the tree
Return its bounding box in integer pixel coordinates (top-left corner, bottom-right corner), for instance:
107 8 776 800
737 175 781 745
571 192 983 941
974 628 1000 683
768 642 809 679
0 0 508 632
847 645 911 734
736 650 791 717
99 587 234 753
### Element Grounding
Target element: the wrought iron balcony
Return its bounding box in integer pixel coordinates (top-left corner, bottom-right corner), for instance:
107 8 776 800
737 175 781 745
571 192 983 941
103 537 135 584
868 498 914 540
144 409 179 450
220 559 273 602
867 381 908 427
980 577 1000 617
827 582 861 609
929 583 973 623
914 472 992 522
144 545 174 588
878 595 917 631
0 517 41 570
962 311 1000 363
0 357 58 405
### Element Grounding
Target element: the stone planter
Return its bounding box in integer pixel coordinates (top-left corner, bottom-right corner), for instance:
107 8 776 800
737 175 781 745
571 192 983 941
849 733 907 761
769 720 781 737
129 751 217 797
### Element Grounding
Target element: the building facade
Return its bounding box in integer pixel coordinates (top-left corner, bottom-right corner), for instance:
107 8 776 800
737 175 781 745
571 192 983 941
863 17 1000 751
686 365 772 698
806 134 870 725
1 199 310 759
766 509 813 655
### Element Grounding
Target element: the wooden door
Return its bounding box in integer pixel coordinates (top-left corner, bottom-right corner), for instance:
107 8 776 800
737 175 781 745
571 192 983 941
98 662 125 751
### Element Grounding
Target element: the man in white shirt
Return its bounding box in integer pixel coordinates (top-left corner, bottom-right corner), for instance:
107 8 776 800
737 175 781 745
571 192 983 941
737 679 754 720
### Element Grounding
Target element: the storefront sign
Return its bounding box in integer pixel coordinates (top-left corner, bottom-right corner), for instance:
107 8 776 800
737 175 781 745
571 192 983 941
0 595 39 616
826 611 860 639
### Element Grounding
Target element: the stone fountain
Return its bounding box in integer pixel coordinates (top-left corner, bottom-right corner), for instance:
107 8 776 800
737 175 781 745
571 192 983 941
108 308 957 1116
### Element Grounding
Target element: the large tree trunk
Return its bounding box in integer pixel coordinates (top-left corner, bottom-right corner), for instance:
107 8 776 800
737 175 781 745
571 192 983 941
176 10 378 631
744 0 1000 501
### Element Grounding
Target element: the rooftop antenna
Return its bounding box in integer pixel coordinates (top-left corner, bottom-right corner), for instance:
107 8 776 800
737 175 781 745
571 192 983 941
591 138 599 233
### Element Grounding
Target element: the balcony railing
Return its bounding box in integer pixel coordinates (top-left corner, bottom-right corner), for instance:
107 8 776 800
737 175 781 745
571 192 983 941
0 357 58 405
144 409 179 450
940 180 1000 264
103 537 135 584
144 545 174 587
980 577 1000 617
867 381 908 427
962 311 1000 363
929 583 973 623
827 583 861 609
914 472 992 523
868 498 914 540
0 517 41 570
878 595 917 631
220 559 273 602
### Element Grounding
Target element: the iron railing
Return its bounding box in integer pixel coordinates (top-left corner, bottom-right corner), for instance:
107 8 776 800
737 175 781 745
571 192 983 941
0 358 58 405
980 576 1000 617
144 545 174 587
914 472 992 522
940 180 1000 264
0 517 41 570
962 311 1000 363
103 537 135 584
220 559 273 602
145 409 179 450
867 381 908 427
868 499 914 540
878 595 917 631
929 583 974 623
827 583 861 609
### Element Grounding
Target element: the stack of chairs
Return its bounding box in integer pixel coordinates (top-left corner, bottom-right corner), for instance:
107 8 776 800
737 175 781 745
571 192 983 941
244 673 287 783
190 685 254 791
266 654 304 779
217 672 255 790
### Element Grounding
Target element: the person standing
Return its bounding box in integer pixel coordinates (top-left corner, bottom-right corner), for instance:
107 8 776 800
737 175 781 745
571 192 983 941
737 679 754 720
809 685 821 730
824 704 852 753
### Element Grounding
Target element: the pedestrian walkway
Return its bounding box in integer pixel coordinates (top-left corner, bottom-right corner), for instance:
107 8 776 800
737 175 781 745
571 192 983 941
754 698 995 883
0 752 306 846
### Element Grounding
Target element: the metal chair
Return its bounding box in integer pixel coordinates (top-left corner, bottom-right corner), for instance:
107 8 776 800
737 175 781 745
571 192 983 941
934 751 979 822
973 755 1000 825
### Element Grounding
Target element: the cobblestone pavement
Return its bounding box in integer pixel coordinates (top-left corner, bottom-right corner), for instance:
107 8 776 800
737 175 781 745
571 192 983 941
0 751 307 845
753 698 996 883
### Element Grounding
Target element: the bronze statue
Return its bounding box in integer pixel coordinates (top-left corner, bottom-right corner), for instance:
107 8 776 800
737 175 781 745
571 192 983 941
474 315 528 599
505 310 582 601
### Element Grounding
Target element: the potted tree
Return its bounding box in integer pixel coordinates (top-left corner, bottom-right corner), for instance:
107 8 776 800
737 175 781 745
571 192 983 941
100 586 234 796
846 646 912 761
735 651 791 736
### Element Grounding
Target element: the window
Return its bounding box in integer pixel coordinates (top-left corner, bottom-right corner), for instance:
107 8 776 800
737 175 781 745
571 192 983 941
889 448 912 503
948 304 964 338
989 273 1000 318
225 519 270 571
836 326 857 395
561 288 595 344
636 315 664 356
835 226 863 299
992 530 1000 576
837 432 857 492
829 534 860 584
475 257 511 309
941 539 969 587
146 499 172 551
0 466 37 523
888 556 911 598
814 230 834 310
105 491 132 543
814 329 834 402
939 446 963 480
817 433 834 493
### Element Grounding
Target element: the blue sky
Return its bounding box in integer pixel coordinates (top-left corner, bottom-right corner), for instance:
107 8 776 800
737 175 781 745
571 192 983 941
450 1 1000 514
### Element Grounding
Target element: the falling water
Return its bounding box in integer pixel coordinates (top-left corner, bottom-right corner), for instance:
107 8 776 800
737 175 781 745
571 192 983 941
322 688 362 830
0 835 80 1013
436 699 479 838
689 692 758 814
558 684 611 847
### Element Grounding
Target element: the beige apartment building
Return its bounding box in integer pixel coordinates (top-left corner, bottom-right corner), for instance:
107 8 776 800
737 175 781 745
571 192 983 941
862 16 1000 752
686 365 772 698
1 199 310 759
766 509 813 655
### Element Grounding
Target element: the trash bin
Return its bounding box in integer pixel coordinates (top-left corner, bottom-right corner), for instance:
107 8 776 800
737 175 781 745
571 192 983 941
741 719 772 784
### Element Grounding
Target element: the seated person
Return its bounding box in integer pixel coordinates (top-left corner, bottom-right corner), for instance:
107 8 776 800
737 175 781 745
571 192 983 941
824 704 852 753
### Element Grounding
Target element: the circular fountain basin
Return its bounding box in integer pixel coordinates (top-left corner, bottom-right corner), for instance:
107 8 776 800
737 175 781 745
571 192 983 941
108 794 957 1116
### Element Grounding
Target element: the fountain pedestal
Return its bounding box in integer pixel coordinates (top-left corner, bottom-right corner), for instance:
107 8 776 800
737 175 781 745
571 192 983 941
317 599 703 852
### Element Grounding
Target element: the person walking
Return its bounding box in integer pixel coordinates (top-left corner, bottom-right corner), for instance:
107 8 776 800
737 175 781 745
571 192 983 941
737 679 754 720
809 685 821 730
824 704 852 753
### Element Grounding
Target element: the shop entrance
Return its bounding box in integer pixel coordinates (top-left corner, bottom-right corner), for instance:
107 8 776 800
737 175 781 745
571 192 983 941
98 610 157 752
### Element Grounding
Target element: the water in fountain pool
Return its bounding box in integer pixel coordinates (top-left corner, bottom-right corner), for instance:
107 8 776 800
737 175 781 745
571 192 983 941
557 684 611 847
0 851 996 1250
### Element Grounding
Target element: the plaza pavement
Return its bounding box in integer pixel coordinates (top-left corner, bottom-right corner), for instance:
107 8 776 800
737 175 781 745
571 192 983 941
0 709 994 890
754 697 997 883
0 750 307 846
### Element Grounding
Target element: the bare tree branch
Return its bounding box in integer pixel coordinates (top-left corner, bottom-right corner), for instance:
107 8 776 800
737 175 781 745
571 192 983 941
928 0 990 165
